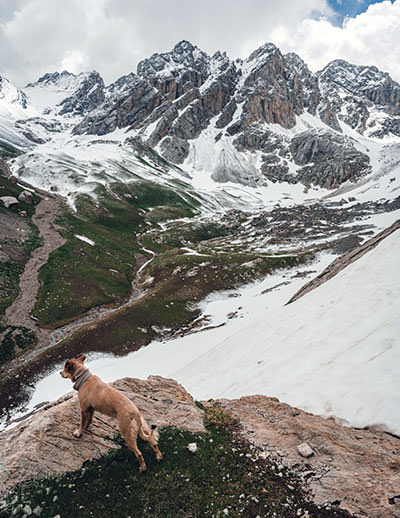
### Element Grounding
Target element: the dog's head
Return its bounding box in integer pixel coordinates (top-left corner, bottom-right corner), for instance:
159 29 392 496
60 354 86 380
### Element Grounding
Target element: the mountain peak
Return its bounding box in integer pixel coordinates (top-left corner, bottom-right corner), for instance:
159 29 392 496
137 40 210 79
172 39 197 54
247 42 280 63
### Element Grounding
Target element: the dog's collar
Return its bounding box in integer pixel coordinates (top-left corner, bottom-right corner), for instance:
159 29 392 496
73 369 92 391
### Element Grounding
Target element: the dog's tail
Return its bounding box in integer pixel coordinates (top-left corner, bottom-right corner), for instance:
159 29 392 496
138 415 159 442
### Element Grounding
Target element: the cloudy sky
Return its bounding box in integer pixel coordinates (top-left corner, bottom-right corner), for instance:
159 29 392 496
0 0 399 86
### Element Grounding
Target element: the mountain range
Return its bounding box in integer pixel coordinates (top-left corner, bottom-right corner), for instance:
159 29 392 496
1 39 400 198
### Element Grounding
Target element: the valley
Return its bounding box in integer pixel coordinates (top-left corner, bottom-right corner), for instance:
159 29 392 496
0 38 399 517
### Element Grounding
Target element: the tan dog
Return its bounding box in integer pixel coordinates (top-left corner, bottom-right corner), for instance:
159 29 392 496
60 354 162 472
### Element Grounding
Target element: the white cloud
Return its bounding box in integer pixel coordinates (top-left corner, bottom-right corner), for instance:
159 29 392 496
0 0 399 87
274 0 400 81
0 0 331 85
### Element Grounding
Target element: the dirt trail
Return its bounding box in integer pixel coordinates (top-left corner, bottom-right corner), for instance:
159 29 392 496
287 218 400 304
5 196 66 344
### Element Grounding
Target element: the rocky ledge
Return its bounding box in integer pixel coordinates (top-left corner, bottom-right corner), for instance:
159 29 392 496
0 377 399 518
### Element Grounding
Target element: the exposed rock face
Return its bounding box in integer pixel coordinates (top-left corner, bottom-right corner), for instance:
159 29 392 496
319 59 400 115
70 40 395 190
237 44 298 129
12 40 400 190
159 135 190 164
290 129 371 188
73 74 162 135
58 71 105 116
318 59 400 137
0 376 204 494
137 40 211 91
25 70 106 118
211 142 261 187
209 396 400 518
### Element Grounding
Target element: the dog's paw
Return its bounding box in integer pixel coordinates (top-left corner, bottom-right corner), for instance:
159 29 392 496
73 429 82 438
139 464 147 472
156 453 163 461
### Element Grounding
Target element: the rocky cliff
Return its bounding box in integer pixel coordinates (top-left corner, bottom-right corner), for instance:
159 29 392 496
0 376 398 517
69 40 400 190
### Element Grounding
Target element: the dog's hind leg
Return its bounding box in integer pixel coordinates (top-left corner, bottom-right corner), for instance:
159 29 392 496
139 424 163 461
74 407 94 438
119 417 147 472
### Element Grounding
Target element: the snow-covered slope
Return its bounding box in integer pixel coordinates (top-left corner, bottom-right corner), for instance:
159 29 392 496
168 228 400 433
10 227 399 434
0 75 31 119
24 70 105 117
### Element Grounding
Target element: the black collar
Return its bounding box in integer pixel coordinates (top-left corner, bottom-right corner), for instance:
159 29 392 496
73 369 92 391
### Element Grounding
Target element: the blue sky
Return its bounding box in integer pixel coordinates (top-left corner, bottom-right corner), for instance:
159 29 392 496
328 0 394 23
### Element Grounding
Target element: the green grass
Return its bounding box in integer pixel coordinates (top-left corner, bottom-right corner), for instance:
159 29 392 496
32 248 311 361
0 324 37 366
0 407 353 518
0 262 24 317
33 180 200 327
0 143 22 159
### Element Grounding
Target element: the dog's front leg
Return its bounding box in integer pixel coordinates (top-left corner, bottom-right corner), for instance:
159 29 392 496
73 408 94 438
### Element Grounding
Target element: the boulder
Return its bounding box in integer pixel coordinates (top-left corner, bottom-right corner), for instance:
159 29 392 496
0 196 19 209
18 190 33 204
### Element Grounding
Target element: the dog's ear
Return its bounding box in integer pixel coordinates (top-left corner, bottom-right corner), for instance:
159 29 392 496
65 360 75 373
74 353 86 362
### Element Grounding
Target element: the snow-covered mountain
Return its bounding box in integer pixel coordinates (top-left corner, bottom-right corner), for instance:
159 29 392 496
0 39 399 205
0 38 399 212
25 70 105 118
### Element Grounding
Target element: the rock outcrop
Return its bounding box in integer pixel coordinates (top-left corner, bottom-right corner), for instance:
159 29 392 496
210 395 400 518
1 376 398 518
290 129 371 188
318 59 400 137
70 40 395 190
0 376 204 494
6 40 400 189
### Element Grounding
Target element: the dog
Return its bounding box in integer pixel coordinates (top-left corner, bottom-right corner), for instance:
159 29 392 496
60 354 162 472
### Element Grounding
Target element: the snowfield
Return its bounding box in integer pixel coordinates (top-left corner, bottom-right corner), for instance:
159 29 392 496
171 229 400 433
6 231 399 435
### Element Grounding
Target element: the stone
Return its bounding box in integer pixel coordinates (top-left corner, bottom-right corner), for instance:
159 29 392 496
289 128 371 188
159 135 190 164
297 442 314 458
0 196 19 209
18 190 33 204
187 442 198 453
